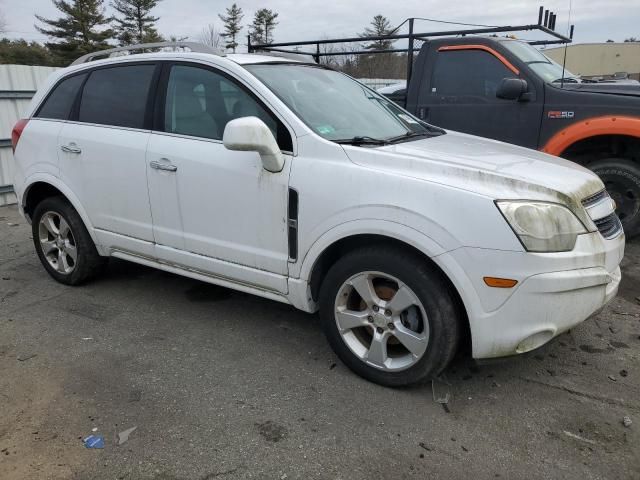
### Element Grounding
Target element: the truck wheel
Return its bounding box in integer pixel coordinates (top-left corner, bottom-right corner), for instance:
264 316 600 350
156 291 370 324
589 158 640 238
32 196 107 285
318 246 461 387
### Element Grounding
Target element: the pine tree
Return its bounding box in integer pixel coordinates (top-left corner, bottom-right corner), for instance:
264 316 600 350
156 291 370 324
111 0 163 45
218 3 243 52
36 0 113 65
360 15 395 50
249 8 278 45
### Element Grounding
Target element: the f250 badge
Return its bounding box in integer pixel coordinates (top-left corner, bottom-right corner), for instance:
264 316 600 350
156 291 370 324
548 111 575 119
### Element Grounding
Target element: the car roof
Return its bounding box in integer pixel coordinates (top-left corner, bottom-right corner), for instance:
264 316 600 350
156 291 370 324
226 53 305 64
68 51 305 70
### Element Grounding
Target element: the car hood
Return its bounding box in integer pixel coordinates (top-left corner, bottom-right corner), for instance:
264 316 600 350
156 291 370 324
342 130 604 226
558 82 640 97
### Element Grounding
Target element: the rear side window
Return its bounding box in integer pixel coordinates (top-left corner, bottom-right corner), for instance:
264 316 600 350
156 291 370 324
431 50 515 99
79 64 155 129
36 73 86 120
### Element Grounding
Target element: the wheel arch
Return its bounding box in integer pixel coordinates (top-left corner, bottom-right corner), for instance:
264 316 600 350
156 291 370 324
557 133 640 166
541 116 640 160
21 175 100 248
303 230 471 353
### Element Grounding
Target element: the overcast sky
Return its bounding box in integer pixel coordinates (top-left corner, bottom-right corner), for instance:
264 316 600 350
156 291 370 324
2 0 639 48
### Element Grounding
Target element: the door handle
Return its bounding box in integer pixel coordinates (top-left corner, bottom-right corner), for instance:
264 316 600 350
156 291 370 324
61 143 82 154
150 159 178 172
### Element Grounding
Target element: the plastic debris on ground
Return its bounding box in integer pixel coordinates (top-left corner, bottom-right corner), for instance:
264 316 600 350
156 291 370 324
432 375 451 413
83 435 105 449
117 426 137 445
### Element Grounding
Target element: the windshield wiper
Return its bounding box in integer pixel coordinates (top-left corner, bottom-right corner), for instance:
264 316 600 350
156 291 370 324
552 77 580 84
386 130 441 144
334 136 389 146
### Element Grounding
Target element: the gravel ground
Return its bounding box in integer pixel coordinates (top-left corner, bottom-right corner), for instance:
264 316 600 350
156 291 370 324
0 204 639 480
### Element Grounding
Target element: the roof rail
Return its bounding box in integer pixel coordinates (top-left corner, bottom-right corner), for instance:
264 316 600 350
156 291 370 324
71 41 224 66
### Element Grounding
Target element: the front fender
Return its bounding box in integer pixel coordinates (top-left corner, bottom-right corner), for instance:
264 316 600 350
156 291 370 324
286 218 454 312
297 218 450 282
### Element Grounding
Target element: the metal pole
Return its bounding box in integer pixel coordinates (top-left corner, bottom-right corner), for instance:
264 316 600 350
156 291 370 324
406 18 415 97
247 34 252 53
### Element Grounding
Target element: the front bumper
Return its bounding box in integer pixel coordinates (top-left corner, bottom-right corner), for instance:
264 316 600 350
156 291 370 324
436 232 624 359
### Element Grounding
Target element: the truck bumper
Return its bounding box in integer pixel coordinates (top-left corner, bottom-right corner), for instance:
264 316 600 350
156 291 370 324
436 232 625 359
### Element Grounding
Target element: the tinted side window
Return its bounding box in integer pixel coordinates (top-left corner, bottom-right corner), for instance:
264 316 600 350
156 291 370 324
431 50 514 98
164 65 291 150
36 73 86 120
79 64 155 129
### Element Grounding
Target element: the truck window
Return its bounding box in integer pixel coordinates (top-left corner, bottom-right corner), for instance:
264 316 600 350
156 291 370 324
431 50 515 99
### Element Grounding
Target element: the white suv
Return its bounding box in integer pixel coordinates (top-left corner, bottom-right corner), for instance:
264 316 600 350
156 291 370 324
11 42 625 386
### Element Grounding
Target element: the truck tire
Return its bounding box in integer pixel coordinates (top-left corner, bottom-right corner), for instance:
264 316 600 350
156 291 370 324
318 245 461 387
32 196 108 285
589 158 640 238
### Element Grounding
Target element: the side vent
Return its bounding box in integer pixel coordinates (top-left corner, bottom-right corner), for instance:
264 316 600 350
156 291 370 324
287 188 299 260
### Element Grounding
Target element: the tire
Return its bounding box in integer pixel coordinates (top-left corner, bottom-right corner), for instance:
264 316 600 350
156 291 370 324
589 158 640 238
318 245 461 387
32 196 107 285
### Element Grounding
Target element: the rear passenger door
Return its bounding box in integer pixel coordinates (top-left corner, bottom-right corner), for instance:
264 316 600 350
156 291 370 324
29 73 88 187
58 62 159 257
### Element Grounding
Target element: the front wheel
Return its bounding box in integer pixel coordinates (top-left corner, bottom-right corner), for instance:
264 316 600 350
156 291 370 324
318 246 461 387
589 158 640 238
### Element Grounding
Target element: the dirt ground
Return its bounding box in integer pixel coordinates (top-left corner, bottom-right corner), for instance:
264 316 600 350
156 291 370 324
0 204 639 480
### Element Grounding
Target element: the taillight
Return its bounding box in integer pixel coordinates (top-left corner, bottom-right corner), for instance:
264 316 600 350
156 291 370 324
11 119 29 154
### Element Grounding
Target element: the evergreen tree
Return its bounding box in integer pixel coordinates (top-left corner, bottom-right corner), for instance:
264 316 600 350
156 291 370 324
360 15 395 50
111 0 163 45
249 8 278 45
35 0 113 65
218 3 243 52
0 39 58 66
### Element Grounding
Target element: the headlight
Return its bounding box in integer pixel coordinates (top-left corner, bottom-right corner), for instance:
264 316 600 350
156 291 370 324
496 201 587 252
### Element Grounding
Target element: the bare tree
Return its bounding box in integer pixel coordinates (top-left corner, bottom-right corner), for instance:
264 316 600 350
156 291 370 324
0 8 7 34
199 23 223 50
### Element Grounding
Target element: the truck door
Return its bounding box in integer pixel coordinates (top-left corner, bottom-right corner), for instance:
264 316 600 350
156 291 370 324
414 45 543 149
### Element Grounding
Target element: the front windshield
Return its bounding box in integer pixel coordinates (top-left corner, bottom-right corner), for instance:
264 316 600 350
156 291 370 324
501 40 579 83
245 64 430 142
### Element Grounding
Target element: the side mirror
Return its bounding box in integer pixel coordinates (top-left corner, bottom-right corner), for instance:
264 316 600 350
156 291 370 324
223 117 284 173
496 78 528 101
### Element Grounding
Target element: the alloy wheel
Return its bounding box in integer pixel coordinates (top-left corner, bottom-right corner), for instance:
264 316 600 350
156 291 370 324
334 271 429 371
38 211 77 274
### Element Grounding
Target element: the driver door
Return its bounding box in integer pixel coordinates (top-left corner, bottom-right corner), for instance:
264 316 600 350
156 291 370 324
419 47 543 148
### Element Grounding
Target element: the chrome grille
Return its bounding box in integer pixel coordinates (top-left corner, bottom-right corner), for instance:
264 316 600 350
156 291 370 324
593 212 623 239
581 189 608 208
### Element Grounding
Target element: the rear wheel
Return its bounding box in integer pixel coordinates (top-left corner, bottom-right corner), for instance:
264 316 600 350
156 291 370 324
318 246 461 387
32 196 107 285
589 158 640 238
